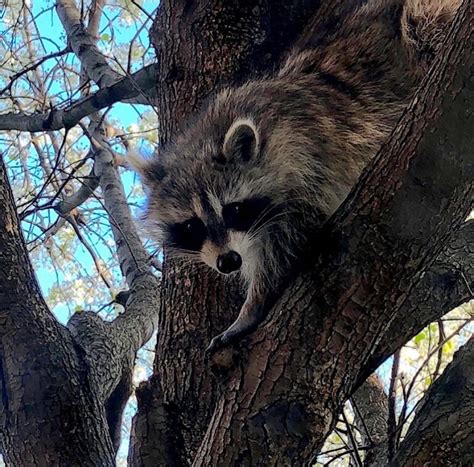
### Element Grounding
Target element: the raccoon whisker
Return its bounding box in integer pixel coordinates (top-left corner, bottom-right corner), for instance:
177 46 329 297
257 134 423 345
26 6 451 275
137 0 459 351
244 196 310 236
247 213 295 240
246 210 298 241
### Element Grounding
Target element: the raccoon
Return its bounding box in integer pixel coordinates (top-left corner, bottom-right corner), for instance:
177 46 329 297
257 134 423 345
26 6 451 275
134 0 459 355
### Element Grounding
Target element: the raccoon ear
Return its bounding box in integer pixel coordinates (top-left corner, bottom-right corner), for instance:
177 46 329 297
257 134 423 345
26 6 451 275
222 119 260 163
128 151 166 185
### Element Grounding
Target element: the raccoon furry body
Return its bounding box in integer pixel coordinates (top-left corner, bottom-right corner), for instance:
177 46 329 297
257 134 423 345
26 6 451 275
136 0 460 354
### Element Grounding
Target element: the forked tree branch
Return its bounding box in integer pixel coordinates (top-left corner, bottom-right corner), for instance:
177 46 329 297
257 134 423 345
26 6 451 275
0 64 158 132
193 2 472 463
0 156 116 464
393 337 473 466
66 118 160 450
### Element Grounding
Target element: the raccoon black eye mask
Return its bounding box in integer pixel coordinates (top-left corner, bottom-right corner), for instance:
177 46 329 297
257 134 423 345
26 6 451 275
134 0 457 357
222 197 272 232
168 217 207 251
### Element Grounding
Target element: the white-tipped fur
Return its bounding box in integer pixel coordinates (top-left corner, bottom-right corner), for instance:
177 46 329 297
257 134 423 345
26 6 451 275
223 118 260 158
206 190 224 216
137 0 459 351
126 149 150 176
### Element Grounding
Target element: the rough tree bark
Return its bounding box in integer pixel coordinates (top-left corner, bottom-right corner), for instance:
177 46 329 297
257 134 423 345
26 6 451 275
0 157 115 464
0 0 472 465
131 0 473 465
393 337 474 466
0 71 159 467
351 374 389 467
194 3 472 460
0 120 160 463
131 2 330 464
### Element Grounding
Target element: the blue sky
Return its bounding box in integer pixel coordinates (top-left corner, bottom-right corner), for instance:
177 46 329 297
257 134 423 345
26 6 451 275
0 2 159 462
1 0 159 324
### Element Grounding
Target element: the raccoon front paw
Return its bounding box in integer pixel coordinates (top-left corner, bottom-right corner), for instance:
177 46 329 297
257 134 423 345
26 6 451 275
205 332 231 357
205 332 237 370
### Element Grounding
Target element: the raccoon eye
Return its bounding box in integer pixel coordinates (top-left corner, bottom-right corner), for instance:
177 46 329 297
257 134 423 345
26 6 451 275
168 217 207 251
223 197 271 232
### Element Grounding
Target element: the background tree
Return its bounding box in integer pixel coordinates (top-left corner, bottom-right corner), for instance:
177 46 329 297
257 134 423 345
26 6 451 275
0 0 472 466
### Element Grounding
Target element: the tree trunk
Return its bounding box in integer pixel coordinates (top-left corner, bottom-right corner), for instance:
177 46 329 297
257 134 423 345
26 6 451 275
131 0 473 465
134 1 328 462
393 337 474 466
0 157 116 465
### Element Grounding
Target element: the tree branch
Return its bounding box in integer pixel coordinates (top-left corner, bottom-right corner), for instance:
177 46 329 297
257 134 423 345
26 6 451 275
65 119 160 451
359 220 474 385
194 2 473 463
54 168 100 215
351 374 389 467
0 46 71 97
128 374 186 467
0 64 158 132
0 155 115 464
55 0 121 88
393 337 474 466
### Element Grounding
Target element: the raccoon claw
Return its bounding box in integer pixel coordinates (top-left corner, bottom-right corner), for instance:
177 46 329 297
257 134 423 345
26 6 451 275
205 332 230 357
205 333 236 370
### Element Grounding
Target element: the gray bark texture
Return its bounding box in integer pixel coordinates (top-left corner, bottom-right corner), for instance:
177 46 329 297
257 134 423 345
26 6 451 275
0 156 115 465
0 0 472 465
352 374 389 467
0 119 159 464
393 337 474 466
129 0 473 465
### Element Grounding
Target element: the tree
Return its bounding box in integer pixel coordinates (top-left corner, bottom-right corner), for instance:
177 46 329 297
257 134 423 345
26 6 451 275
0 0 472 466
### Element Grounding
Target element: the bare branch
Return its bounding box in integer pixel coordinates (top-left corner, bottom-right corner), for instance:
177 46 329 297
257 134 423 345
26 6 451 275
55 0 121 88
54 168 99 215
387 351 401 462
0 63 158 132
351 374 388 467
0 46 71 96
63 213 113 289
393 337 474 466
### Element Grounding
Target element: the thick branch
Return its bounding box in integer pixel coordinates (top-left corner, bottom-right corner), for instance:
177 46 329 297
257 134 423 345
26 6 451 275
358 220 474 386
352 374 389 467
0 64 157 132
65 121 160 450
194 3 473 464
0 156 115 464
56 0 121 88
393 337 474 466
128 374 185 467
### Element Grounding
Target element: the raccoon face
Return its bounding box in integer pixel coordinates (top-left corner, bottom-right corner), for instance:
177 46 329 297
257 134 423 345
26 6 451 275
166 194 273 278
138 118 279 282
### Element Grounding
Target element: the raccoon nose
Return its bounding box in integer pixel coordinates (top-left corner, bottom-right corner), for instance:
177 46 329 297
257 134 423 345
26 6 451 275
217 251 242 274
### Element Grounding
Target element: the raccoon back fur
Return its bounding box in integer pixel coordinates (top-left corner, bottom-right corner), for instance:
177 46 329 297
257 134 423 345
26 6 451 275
135 0 460 354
